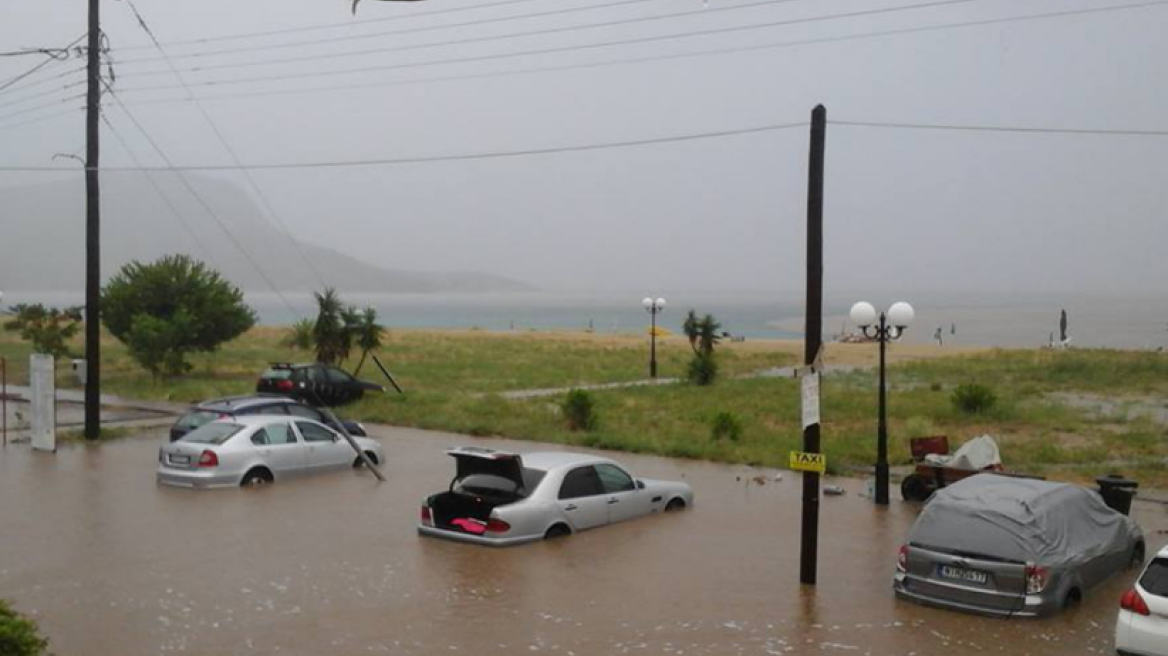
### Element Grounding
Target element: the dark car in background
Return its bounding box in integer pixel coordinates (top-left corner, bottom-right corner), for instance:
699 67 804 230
170 395 367 442
257 363 384 407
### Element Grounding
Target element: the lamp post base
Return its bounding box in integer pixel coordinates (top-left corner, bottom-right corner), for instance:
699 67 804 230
875 462 890 505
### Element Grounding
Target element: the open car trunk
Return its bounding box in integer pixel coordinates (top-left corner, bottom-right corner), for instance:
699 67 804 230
428 447 528 534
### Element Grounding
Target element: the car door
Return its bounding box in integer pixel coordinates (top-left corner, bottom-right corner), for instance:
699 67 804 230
595 463 649 524
295 420 353 472
250 421 307 477
326 367 360 404
557 466 608 531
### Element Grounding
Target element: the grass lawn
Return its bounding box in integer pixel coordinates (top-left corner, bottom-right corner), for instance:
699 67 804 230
3 324 1166 488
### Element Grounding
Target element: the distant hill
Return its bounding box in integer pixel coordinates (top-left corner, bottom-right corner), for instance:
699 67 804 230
0 175 534 294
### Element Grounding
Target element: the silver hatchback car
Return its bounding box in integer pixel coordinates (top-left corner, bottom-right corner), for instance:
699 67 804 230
157 415 385 489
418 447 694 546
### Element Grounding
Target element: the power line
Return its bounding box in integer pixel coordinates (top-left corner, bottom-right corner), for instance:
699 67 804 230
0 64 85 99
98 79 303 319
0 93 87 124
113 0 598 51
112 0 1168 103
0 105 82 132
120 0 330 290
100 111 224 267
831 119 1168 137
0 78 86 112
0 121 807 172
0 35 86 92
113 0 989 85
116 0 662 65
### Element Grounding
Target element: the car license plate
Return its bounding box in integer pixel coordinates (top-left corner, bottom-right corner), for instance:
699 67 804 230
939 565 988 584
170 454 190 465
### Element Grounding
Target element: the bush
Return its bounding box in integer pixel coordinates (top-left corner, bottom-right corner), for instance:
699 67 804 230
951 383 998 415
102 254 255 377
710 411 742 442
4 303 82 358
0 599 49 656
687 352 718 386
561 389 597 431
283 318 315 350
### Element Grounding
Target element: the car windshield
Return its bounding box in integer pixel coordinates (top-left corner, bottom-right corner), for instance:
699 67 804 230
261 368 292 379
455 468 546 498
179 422 244 445
175 410 221 431
1141 558 1168 596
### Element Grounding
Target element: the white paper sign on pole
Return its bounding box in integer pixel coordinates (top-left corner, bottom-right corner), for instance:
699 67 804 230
801 371 820 430
30 354 56 452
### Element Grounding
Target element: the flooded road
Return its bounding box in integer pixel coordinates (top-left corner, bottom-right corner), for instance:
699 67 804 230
1 426 1165 656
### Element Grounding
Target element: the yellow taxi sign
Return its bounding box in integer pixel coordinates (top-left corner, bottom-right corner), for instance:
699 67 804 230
789 451 826 474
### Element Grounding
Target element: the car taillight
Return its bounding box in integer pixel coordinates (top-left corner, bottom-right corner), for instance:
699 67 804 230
420 506 432 524
1121 588 1151 616
276 379 294 392
198 450 219 468
485 519 510 534
897 545 908 572
1025 563 1049 594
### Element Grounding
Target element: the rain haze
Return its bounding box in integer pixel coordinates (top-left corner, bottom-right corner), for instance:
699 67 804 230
1 0 1167 324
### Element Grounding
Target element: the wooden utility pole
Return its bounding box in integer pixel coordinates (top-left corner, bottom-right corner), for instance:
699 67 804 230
799 104 826 585
84 0 102 440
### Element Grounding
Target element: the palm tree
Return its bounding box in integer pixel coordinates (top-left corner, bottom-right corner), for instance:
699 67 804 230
352 307 385 375
682 309 700 354
313 288 345 364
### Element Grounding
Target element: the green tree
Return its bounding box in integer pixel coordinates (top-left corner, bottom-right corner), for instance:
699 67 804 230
686 313 723 386
102 254 256 377
4 303 82 358
0 599 50 656
352 307 385 375
312 288 346 365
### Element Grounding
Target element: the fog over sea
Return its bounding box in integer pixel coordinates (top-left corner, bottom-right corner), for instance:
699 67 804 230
5 290 1164 350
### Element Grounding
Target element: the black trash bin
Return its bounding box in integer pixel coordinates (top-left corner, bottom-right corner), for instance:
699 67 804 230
1096 474 1139 516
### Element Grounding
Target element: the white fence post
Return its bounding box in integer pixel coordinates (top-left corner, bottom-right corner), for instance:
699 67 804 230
30 354 56 453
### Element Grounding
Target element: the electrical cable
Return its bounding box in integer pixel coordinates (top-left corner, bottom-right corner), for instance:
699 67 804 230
0 105 83 133
121 0 331 290
830 119 1168 137
0 93 87 123
113 0 991 84
0 35 86 92
98 79 304 319
117 0 1168 105
0 121 807 172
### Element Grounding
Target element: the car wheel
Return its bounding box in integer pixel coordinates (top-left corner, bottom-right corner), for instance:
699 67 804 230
1063 588 1082 609
544 524 571 540
241 468 274 487
353 452 380 468
900 475 930 502
1130 542 1146 569
665 498 686 512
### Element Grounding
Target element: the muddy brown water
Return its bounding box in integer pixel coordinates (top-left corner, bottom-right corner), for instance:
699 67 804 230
1 426 1165 656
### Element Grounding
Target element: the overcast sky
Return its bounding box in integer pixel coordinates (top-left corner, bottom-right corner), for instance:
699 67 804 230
2 0 1167 298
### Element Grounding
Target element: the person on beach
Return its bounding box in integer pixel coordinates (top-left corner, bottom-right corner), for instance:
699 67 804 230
934 327 944 346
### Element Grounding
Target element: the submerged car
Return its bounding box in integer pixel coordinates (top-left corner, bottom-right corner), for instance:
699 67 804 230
418 447 693 546
169 394 366 442
157 415 384 489
894 475 1144 617
256 363 384 407
1116 544 1168 656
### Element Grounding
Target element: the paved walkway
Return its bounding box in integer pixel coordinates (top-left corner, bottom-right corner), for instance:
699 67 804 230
498 364 864 399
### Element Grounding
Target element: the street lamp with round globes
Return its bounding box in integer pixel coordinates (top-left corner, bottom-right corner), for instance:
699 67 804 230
848 300 914 505
643 297 666 378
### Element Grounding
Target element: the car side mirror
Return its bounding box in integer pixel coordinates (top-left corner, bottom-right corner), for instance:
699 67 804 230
636 480 645 490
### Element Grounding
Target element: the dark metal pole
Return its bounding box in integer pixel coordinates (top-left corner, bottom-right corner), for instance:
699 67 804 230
84 0 102 441
800 104 826 585
875 313 889 505
650 308 658 378
2 357 7 448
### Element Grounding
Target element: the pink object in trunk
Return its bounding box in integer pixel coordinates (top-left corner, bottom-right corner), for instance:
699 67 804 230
451 518 487 535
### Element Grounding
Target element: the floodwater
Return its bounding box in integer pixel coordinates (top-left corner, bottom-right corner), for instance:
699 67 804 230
1 426 1165 656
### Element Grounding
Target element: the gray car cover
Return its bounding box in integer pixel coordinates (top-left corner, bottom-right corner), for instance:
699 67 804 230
909 475 1140 568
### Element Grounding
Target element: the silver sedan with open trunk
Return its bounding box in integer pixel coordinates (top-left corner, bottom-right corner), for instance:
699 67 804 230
157 415 384 489
893 475 1144 617
418 447 693 546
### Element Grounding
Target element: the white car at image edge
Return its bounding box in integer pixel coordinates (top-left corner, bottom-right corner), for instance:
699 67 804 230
1117 544 1168 656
